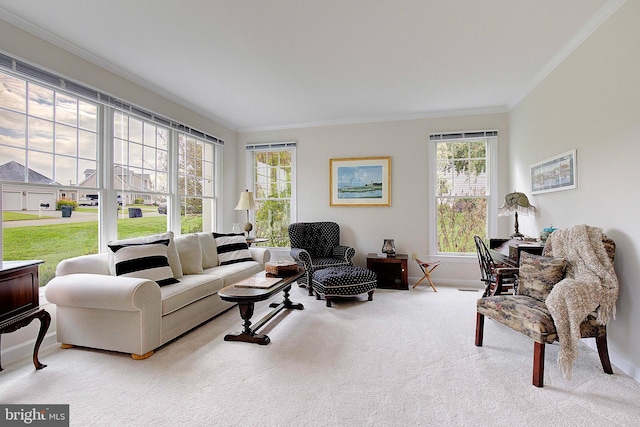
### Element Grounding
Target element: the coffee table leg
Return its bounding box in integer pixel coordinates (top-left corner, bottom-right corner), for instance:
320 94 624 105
269 284 304 310
224 302 271 345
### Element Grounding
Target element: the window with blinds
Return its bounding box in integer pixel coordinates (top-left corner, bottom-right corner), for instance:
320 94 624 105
430 131 497 254
245 142 296 247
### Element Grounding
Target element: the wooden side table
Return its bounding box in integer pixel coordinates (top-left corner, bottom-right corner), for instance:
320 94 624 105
366 253 408 290
0 260 50 371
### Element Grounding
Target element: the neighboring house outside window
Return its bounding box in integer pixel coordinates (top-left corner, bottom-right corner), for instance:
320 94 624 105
429 131 497 255
245 142 296 247
0 60 224 285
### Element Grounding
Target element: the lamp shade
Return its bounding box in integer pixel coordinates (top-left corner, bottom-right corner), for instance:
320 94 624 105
234 190 258 211
498 192 535 217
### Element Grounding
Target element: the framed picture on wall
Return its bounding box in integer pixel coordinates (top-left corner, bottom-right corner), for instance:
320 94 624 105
530 149 577 195
330 156 391 207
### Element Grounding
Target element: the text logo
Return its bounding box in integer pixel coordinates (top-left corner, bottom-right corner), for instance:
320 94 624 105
1 405 69 426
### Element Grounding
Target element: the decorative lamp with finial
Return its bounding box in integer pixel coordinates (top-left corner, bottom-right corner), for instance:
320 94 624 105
234 189 258 237
498 192 536 239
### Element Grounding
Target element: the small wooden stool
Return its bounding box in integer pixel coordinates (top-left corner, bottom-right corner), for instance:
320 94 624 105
413 259 440 292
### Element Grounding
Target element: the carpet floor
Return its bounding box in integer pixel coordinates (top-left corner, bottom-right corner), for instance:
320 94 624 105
2 286 640 427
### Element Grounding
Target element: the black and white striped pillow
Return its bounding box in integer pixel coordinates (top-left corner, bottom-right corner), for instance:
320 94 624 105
213 233 253 265
108 239 180 286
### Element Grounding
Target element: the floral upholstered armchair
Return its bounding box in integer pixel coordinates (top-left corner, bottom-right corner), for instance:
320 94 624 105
288 222 355 295
475 225 618 387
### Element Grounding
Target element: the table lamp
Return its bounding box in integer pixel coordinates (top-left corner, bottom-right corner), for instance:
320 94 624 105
498 192 536 238
234 189 258 237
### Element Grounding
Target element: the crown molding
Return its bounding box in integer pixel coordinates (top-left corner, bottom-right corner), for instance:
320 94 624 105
237 106 509 133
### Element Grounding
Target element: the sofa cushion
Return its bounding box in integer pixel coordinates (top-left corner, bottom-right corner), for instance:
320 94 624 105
174 234 204 275
160 273 224 316
108 239 179 286
477 295 558 344
203 260 263 286
213 233 253 265
517 252 566 302
108 231 183 278
197 232 219 268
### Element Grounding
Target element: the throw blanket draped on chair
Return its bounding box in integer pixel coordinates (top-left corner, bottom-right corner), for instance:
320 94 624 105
545 224 619 379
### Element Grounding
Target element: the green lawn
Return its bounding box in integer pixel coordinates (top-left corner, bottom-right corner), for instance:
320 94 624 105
3 216 168 286
3 211 55 221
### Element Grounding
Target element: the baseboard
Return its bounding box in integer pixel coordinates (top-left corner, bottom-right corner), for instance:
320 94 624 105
584 339 640 383
409 276 481 290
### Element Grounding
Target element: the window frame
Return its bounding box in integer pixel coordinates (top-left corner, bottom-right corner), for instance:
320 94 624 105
1 63 224 268
428 132 498 257
244 142 297 247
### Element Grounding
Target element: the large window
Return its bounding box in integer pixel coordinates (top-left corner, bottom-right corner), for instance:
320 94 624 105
0 73 98 189
430 132 497 254
0 56 224 285
1 71 100 284
113 111 170 239
178 132 218 234
246 143 296 247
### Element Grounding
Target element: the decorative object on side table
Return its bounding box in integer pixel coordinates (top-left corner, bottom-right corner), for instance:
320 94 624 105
498 191 536 239
539 226 557 244
234 189 258 237
381 239 396 256
265 260 299 277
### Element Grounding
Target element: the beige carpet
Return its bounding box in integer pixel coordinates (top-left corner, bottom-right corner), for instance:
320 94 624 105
2 286 640 426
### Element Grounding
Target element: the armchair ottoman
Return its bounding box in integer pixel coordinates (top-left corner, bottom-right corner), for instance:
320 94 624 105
311 266 376 307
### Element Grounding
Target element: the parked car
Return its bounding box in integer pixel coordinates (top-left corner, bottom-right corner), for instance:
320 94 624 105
79 197 98 206
158 202 167 214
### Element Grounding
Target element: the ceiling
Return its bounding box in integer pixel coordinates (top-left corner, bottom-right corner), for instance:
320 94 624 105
0 0 621 132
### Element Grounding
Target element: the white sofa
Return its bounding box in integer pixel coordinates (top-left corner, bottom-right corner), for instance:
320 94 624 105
45 231 270 359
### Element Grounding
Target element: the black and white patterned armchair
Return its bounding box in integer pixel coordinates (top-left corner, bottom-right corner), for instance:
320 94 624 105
288 222 355 294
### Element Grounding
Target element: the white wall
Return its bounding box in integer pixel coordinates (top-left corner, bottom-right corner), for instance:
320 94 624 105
509 0 640 380
238 112 512 284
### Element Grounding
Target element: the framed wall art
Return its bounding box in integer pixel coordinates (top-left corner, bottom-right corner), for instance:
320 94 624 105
530 149 577 195
330 156 391 207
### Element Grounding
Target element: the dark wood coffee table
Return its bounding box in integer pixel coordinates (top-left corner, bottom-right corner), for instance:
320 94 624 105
218 269 304 345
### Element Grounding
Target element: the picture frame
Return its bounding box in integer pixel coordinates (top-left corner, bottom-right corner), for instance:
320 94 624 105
530 149 577 195
330 156 391 207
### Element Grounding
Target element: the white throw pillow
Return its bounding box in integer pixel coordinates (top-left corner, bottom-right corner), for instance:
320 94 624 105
213 233 253 265
108 239 179 286
107 231 183 278
174 234 204 275
198 232 219 269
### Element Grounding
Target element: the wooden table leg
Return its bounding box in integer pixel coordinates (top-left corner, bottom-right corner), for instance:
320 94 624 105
269 284 304 310
224 302 271 345
0 309 51 371
32 309 51 370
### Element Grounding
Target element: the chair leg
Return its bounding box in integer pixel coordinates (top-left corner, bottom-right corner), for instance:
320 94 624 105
475 312 484 346
533 341 545 387
596 334 614 374
412 275 427 288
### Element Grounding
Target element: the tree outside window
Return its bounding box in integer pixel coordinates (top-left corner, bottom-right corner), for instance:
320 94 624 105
251 147 295 247
433 136 492 253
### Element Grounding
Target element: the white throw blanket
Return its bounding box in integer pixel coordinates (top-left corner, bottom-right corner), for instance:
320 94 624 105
545 225 618 379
